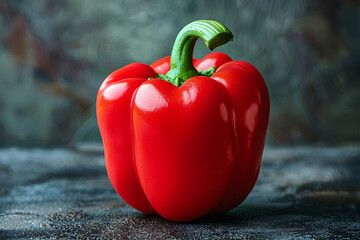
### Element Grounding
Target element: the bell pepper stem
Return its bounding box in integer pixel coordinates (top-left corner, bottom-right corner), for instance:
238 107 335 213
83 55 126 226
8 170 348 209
165 20 233 86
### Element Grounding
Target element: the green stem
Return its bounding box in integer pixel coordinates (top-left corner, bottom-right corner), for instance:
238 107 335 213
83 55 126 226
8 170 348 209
165 20 233 87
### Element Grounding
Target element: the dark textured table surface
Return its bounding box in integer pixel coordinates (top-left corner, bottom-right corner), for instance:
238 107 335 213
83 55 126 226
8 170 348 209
0 146 359 239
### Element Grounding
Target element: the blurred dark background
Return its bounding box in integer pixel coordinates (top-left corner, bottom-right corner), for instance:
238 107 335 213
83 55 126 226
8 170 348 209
0 0 359 147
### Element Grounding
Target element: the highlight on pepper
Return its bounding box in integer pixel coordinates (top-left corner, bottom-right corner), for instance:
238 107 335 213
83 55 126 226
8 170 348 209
96 19 270 222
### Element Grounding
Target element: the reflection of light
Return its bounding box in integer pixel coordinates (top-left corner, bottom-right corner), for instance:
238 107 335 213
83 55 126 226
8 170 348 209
212 76 229 88
226 144 233 161
103 82 128 101
220 102 229 123
245 103 259 133
182 86 198 105
135 84 168 112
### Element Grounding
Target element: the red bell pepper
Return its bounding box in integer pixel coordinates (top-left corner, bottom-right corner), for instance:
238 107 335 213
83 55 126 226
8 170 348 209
96 20 270 222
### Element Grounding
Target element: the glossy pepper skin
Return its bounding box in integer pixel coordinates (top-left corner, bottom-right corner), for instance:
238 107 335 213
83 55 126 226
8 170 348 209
96 20 270 222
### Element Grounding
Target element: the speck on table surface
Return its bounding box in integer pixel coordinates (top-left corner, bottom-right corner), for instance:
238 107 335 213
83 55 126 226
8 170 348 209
0 146 359 239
